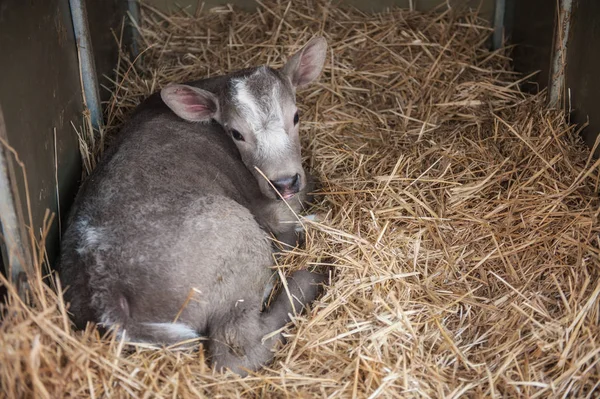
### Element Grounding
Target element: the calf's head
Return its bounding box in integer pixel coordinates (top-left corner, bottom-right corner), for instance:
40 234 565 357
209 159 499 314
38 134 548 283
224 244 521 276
161 37 327 200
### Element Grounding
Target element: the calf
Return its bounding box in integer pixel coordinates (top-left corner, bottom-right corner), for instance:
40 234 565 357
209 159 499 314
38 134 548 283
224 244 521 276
59 37 328 376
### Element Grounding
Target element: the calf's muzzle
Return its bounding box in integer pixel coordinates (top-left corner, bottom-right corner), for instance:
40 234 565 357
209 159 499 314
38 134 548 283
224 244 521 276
270 173 301 200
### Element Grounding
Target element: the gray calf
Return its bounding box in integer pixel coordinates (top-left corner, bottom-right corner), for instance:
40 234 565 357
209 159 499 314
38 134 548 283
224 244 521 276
59 37 328 376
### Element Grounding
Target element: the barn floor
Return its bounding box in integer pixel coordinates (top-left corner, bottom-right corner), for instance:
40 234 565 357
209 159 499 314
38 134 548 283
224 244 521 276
1 1 600 397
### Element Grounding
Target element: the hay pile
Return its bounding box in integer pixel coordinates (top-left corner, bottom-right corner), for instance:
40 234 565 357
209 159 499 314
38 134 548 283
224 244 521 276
2 0 600 397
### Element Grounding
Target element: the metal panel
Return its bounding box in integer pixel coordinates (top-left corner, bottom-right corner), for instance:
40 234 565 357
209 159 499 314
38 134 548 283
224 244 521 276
143 0 495 22
505 0 600 154
504 0 557 93
0 0 84 273
85 0 133 103
564 0 600 152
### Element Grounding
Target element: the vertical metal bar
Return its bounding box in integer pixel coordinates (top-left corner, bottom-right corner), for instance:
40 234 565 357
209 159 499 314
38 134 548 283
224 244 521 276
493 0 507 50
0 106 32 283
128 0 142 58
68 0 103 129
549 0 573 108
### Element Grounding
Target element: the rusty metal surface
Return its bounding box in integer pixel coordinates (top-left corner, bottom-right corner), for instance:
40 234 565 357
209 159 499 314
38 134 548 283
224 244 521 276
0 0 84 269
549 0 573 108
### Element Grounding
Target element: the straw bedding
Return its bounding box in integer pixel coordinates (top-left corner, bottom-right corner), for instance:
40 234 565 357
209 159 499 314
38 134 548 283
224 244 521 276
2 0 600 397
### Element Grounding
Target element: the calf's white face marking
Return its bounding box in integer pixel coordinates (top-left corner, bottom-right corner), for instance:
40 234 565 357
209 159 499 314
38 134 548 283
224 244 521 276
231 72 292 160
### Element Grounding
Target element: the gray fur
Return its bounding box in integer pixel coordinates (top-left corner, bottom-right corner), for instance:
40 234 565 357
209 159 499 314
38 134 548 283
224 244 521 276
59 37 328 376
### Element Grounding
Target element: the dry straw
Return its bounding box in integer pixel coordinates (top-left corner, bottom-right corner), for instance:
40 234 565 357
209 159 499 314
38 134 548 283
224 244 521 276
2 0 600 397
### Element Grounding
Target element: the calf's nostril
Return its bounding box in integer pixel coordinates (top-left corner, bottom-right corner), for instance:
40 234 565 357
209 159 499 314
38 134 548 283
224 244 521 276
270 174 301 194
291 173 300 188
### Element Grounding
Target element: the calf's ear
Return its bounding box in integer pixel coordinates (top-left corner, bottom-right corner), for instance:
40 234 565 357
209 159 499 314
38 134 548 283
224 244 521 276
282 36 328 88
161 84 219 122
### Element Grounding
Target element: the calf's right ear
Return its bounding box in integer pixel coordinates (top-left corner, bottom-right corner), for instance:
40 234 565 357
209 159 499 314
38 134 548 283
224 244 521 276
161 84 219 122
282 36 328 88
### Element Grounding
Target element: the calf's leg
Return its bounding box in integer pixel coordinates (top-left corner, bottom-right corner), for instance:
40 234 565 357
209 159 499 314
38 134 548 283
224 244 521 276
207 270 327 376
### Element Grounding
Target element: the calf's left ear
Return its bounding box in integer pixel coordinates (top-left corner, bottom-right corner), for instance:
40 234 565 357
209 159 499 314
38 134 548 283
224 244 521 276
161 84 219 122
282 36 328 88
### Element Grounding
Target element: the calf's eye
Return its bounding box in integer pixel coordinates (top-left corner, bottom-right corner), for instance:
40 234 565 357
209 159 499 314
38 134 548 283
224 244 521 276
231 129 245 141
293 112 299 126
